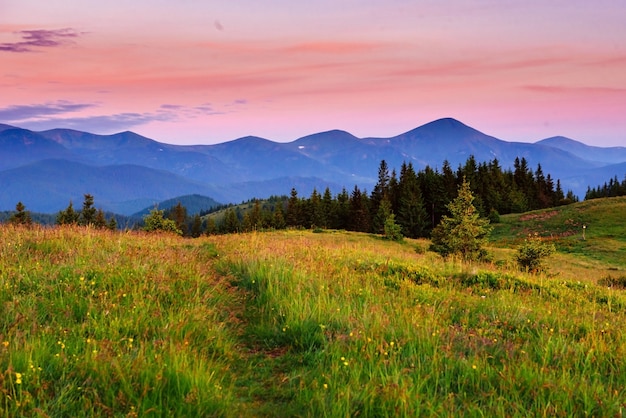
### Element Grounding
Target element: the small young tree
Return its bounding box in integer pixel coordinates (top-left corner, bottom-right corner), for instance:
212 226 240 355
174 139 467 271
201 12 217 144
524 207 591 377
516 233 555 273
383 213 403 242
143 208 182 235
430 177 492 261
107 216 118 231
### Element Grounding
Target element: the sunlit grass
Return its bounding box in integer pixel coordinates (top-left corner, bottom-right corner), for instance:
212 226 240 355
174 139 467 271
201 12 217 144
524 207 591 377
2 224 626 416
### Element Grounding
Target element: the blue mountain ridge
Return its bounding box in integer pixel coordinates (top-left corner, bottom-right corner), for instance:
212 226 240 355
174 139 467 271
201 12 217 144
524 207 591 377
1 117 624 215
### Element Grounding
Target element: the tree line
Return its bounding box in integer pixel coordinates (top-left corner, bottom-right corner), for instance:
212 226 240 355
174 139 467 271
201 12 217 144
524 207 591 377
585 175 626 200
206 156 578 237
5 155 597 238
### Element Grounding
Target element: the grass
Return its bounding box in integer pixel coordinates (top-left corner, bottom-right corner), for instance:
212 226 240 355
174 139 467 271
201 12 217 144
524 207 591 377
2 197 626 416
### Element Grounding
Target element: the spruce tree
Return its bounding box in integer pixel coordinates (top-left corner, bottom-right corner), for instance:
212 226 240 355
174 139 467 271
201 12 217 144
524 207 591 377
430 178 492 261
286 188 301 227
57 201 79 225
10 201 32 226
80 194 97 226
397 163 428 238
191 214 203 237
94 209 107 229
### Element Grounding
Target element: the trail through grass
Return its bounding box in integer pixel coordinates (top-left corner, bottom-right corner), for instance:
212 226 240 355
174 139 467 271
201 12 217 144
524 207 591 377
2 223 626 416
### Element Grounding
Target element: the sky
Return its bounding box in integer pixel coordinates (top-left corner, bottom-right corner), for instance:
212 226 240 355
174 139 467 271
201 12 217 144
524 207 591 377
1 0 625 146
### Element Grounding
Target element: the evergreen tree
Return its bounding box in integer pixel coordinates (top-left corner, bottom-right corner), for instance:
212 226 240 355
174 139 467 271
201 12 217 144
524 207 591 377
94 209 107 229
205 217 217 235
322 187 334 229
348 186 370 232
10 201 32 226
371 160 390 232
57 201 80 225
272 202 287 230
241 212 253 232
170 202 188 236
107 216 118 231
334 188 350 230
373 197 393 235
80 194 97 226
383 213 403 242
308 188 325 229
430 178 492 261
397 163 428 238
191 214 203 237
286 188 301 227
223 208 240 233
249 200 262 230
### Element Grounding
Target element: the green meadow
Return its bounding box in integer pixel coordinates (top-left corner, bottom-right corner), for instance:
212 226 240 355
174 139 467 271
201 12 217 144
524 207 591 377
2 197 626 416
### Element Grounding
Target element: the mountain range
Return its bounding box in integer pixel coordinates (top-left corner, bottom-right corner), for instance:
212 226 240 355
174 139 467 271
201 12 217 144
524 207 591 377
1 118 625 215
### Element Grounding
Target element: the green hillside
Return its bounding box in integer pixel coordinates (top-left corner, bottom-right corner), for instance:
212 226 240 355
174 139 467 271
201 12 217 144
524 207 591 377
1 199 626 415
491 196 626 272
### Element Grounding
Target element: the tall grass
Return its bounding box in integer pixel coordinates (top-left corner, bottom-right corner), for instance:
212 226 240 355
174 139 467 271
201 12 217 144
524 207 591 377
2 225 626 416
1 225 237 416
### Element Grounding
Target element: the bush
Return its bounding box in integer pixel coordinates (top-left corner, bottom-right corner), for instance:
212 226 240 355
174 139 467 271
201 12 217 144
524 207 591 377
143 208 183 235
516 233 555 273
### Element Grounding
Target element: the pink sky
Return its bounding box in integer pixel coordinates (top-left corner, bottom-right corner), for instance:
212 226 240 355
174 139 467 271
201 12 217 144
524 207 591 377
1 0 625 146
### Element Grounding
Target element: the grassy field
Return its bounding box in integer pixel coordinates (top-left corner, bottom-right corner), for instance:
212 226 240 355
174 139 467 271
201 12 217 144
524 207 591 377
1 197 626 416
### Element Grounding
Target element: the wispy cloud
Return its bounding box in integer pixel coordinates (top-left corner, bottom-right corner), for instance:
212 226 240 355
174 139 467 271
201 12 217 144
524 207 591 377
0 28 81 53
0 100 240 133
0 100 96 122
523 85 626 95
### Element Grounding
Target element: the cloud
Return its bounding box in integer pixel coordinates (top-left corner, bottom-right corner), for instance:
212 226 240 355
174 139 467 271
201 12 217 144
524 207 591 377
523 85 626 95
15 112 177 133
1 100 236 133
0 28 81 53
0 100 96 122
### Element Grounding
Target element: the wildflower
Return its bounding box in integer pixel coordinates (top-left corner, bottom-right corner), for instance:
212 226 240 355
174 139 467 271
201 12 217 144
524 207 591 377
15 372 22 384
79 276 85 282
472 365 477 370
323 384 328 390
2 341 8 347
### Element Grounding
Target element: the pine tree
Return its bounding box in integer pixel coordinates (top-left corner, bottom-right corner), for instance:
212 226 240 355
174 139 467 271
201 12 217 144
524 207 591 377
57 201 80 225
205 217 217 235
272 202 287 230
371 160 391 233
10 201 32 226
94 209 107 229
223 208 240 233
349 186 371 232
191 214 203 237
80 194 97 226
170 202 188 236
107 216 118 231
430 177 492 261
397 163 428 238
286 188 301 227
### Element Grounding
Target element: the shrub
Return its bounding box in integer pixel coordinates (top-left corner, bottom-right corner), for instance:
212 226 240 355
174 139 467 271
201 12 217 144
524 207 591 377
143 208 183 235
516 233 555 273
